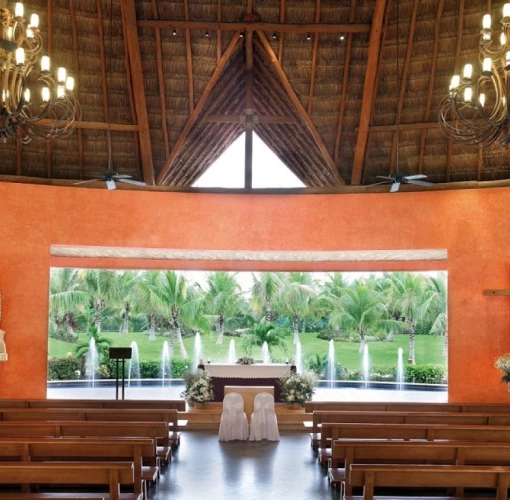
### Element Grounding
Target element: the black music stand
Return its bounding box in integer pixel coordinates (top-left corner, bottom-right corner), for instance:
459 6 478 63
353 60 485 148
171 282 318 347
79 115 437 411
109 347 132 400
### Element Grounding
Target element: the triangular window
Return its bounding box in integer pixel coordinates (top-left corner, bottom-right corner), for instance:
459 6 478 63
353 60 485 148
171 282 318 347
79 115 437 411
193 132 305 188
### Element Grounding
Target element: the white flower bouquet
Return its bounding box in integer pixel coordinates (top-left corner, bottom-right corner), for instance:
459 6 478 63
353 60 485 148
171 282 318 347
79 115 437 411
278 371 316 406
495 354 510 383
181 369 214 403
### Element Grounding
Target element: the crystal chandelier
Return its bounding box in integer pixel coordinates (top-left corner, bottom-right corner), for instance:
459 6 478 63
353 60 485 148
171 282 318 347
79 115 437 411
438 3 510 146
0 0 80 143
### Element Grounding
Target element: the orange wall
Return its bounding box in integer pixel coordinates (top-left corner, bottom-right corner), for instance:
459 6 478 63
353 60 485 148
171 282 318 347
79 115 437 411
0 182 509 402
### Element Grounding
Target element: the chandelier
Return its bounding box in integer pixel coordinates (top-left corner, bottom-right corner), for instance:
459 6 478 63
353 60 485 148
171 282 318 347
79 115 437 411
438 3 510 146
0 0 80 143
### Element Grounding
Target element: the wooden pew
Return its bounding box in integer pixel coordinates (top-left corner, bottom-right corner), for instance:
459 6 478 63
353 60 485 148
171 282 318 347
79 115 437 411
0 461 137 500
0 399 186 411
305 401 510 414
0 408 186 452
317 423 510 464
0 437 154 499
0 421 169 467
329 439 510 495
346 464 510 500
307 410 510 449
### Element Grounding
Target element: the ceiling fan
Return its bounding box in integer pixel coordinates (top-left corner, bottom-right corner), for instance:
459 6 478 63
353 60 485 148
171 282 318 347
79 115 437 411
74 172 146 190
375 173 433 193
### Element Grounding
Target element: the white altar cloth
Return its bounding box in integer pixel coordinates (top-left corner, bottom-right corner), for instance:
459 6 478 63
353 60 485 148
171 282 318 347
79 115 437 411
204 363 290 378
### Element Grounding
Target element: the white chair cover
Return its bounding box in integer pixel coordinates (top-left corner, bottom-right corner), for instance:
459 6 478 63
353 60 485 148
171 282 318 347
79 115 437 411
249 392 280 441
218 392 249 441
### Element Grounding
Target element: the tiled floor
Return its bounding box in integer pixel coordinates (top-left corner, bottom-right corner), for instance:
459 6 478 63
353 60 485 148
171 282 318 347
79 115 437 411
148 430 339 500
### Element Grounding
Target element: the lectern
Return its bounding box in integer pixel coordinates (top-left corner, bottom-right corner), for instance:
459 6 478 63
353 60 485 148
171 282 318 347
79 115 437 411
109 347 132 400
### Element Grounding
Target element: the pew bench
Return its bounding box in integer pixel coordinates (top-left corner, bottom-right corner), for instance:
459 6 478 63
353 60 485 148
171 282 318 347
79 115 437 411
328 439 510 495
0 461 138 500
344 464 510 500
0 437 156 498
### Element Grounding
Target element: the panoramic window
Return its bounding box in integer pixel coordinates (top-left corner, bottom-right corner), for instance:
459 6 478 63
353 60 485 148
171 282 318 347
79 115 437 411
48 269 447 400
193 133 305 188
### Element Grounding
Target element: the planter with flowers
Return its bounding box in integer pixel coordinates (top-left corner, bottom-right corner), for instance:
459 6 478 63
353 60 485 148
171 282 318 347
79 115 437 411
181 368 214 407
236 356 254 365
278 371 317 408
495 354 510 391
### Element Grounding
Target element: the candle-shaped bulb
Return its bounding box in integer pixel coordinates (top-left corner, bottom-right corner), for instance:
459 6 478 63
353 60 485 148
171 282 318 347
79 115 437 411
15 48 24 65
479 93 486 107
24 88 30 103
65 76 75 91
57 67 66 83
464 86 473 102
502 33 507 46
30 13 39 28
41 56 50 72
57 85 65 98
450 74 460 90
505 4 510 17
463 63 473 79
483 14 491 29
7 27 13 40
41 87 50 102
483 57 492 73
15 2 24 18
506 50 510 66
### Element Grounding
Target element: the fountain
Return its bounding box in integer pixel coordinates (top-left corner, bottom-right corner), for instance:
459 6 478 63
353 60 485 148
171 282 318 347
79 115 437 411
397 347 404 390
228 338 237 363
262 342 270 364
85 337 98 388
362 344 369 389
127 341 140 388
328 339 336 388
194 332 202 370
295 341 303 374
161 341 171 387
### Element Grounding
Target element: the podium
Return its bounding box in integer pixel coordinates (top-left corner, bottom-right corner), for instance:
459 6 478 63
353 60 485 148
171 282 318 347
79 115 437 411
109 347 132 400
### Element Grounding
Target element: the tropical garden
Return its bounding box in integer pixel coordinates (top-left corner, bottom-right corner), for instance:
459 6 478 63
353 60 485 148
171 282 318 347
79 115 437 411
48 269 448 386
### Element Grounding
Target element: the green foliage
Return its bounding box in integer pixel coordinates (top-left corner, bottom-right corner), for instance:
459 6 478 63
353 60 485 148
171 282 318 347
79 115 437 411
405 364 446 384
306 352 329 379
170 357 192 378
370 364 397 381
48 356 81 380
241 323 287 356
279 371 317 405
139 361 160 379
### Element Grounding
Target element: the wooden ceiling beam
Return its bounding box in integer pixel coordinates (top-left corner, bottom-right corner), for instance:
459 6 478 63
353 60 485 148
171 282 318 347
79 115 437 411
120 0 155 185
447 0 465 182
256 31 344 185
205 114 296 123
156 32 242 185
184 0 195 113
139 20 370 34
389 0 419 175
151 0 170 158
307 0 321 116
334 0 356 164
418 0 443 175
351 0 387 185
69 0 84 179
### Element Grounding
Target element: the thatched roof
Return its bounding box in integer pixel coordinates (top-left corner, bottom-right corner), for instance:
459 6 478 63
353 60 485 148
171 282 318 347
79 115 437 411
1 0 508 192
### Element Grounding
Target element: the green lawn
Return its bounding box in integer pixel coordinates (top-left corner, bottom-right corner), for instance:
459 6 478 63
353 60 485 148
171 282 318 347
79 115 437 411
49 331 445 372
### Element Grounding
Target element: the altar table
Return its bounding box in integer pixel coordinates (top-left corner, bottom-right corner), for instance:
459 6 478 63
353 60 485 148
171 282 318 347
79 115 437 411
204 363 291 402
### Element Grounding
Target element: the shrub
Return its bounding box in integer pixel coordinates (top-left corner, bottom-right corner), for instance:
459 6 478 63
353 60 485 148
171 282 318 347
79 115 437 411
139 361 161 379
317 329 342 341
370 364 396 382
48 356 81 380
405 364 446 384
170 357 192 378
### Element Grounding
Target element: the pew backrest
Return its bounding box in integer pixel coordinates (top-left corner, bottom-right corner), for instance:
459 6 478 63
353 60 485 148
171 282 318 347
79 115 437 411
0 399 186 411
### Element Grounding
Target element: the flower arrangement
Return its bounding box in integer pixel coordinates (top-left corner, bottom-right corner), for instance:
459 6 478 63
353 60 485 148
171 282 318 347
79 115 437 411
180 369 214 404
279 371 317 406
495 354 510 382
237 356 254 365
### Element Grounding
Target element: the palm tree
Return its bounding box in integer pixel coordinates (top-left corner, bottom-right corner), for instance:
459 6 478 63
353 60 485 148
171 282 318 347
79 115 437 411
136 271 162 341
74 325 112 364
155 271 207 359
204 272 244 345
385 272 429 364
278 272 316 344
242 323 287 356
422 273 448 357
117 270 140 334
78 269 122 332
49 268 88 340
250 272 285 323
319 273 349 335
